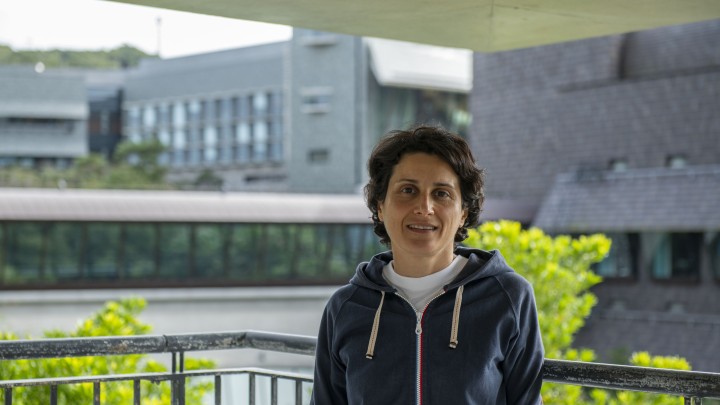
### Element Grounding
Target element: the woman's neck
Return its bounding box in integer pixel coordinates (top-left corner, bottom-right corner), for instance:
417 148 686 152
391 250 456 278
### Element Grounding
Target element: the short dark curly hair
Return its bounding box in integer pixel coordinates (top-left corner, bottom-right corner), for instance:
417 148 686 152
364 125 485 246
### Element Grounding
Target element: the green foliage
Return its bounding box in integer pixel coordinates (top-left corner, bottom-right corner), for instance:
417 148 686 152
0 297 214 404
0 44 155 69
464 221 694 405
0 140 173 190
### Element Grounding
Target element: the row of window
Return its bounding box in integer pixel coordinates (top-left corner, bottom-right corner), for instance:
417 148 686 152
130 120 282 149
124 91 282 130
594 232 720 280
158 142 283 167
0 222 383 288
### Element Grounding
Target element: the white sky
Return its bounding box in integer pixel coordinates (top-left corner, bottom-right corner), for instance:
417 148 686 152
0 0 292 59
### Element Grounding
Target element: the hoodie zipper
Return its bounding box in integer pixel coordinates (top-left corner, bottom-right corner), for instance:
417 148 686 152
395 290 445 405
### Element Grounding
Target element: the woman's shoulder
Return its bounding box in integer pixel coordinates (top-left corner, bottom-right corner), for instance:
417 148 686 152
324 283 360 314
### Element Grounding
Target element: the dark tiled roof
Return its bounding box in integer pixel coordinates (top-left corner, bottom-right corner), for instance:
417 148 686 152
533 165 720 232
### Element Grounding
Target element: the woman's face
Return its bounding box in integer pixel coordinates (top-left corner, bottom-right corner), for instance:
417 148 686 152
377 152 467 263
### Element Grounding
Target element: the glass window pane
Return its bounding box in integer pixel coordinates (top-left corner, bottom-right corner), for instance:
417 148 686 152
263 224 290 279
159 224 190 279
594 233 637 278
47 222 82 280
194 224 226 278
85 223 120 279
2 222 45 284
229 224 260 280
671 233 702 278
646 232 702 279
124 224 157 279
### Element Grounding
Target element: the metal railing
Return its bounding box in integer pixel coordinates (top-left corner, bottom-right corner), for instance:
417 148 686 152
1 330 719 404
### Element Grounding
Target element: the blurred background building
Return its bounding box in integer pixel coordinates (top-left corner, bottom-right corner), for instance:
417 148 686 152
470 19 720 371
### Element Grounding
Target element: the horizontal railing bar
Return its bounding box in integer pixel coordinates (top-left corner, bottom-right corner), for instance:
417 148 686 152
0 330 314 360
1 331 718 398
0 335 168 360
0 367 312 389
543 359 720 398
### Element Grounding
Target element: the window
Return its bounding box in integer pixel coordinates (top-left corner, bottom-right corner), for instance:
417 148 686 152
712 232 720 280
123 224 157 278
142 105 156 129
308 149 329 164
253 92 268 115
159 224 190 278
158 129 171 146
194 225 227 278
173 129 186 149
253 121 268 161
644 232 702 280
173 102 186 127
2 222 45 283
609 158 628 172
666 155 687 169
85 224 120 279
99 111 110 134
47 223 82 279
594 233 638 278
300 87 332 114
215 99 223 122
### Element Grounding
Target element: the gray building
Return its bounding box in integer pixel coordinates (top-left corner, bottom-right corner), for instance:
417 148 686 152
0 65 88 168
470 19 720 371
123 43 287 191
122 29 472 193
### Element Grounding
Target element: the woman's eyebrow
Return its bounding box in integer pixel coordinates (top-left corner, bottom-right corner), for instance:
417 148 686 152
395 178 457 189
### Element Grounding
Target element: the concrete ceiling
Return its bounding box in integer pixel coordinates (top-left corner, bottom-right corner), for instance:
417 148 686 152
112 0 720 51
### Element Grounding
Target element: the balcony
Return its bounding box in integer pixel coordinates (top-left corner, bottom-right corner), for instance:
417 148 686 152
1 331 719 404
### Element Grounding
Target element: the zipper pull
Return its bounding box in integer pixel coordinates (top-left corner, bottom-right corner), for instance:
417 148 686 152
415 315 422 335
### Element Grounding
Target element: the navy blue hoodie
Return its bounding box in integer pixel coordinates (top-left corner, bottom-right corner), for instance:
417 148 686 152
311 247 544 405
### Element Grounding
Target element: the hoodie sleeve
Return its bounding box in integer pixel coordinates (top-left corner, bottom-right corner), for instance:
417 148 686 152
500 275 545 405
310 290 350 405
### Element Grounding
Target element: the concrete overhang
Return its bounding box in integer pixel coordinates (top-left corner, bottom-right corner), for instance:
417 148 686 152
112 0 720 51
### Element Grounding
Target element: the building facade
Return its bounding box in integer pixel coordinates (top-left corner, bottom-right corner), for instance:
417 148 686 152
470 19 720 372
0 65 88 168
121 30 472 193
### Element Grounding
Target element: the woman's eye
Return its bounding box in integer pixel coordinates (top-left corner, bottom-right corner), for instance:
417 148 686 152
436 190 451 198
400 186 414 194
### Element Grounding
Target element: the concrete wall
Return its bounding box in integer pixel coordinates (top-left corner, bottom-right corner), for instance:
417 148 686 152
287 30 367 194
0 287 337 370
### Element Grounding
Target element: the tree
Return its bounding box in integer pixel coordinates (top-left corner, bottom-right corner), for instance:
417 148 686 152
0 140 173 190
0 44 155 69
0 297 214 404
464 220 692 404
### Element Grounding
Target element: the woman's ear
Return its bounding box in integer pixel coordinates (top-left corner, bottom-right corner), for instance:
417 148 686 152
377 202 384 222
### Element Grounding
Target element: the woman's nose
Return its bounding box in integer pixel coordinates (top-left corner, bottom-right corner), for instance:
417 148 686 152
414 194 434 215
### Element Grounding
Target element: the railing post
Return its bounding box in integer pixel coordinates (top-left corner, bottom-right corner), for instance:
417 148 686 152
295 380 303 405
50 385 57 405
215 375 222 405
249 373 256 405
93 382 100 405
133 379 141 405
271 376 278 405
4 387 12 405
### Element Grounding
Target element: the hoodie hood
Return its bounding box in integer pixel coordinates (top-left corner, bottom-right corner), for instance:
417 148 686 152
349 246 514 292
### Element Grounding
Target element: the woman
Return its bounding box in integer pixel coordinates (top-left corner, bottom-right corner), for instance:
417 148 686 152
311 125 544 405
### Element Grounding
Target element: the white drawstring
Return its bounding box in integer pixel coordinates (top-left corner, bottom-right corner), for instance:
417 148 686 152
366 291 386 359
449 285 464 349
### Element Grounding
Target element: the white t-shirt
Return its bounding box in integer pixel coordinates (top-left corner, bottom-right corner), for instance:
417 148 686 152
383 255 469 313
